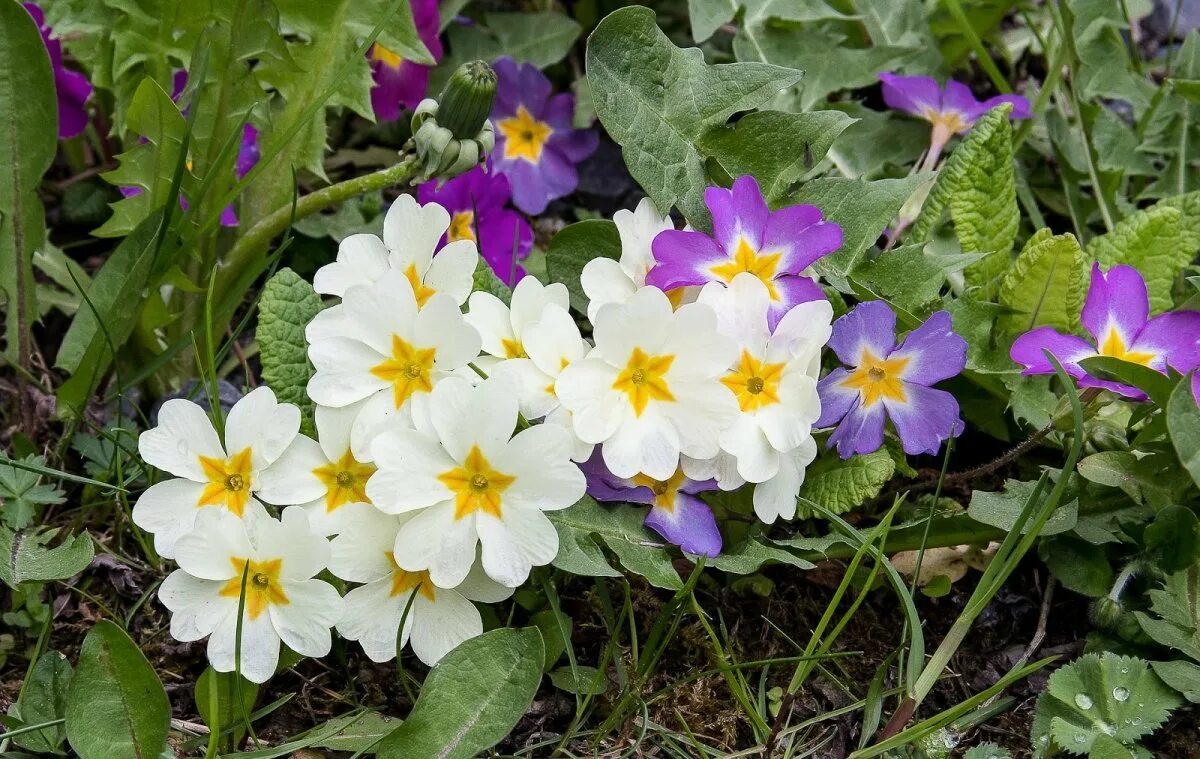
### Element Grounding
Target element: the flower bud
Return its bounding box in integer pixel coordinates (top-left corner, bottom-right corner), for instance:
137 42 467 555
409 97 496 183
1089 596 1123 631
437 60 497 139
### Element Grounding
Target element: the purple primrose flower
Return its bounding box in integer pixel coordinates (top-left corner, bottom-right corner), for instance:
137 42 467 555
1010 263 1200 400
25 3 92 139
369 0 443 121
647 175 842 328
817 301 966 458
417 165 533 286
490 57 598 215
581 451 722 557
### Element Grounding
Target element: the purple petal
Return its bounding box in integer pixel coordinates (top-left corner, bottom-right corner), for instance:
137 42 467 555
816 367 857 428
492 56 552 116
763 204 843 273
1078 375 1146 401
883 384 963 456
1192 373 1200 408
890 311 967 386
1009 327 1095 377
542 92 576 130
581 451 654 505
940 80 983 125
1081 263 1149 348
879 72 943 119
548 125 599 163
766 275 826 331
708 176 770 253
975 94 1032 121
371 58 431 121
645 494 722 557
496 157 555 215
478 208 533 286
235 123 260 180
647 229 728 290
827 300 898 367
1131 311 1200 374
827 397 886 459
56 75 91 139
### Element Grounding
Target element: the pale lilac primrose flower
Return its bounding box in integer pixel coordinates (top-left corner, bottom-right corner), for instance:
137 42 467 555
305 269 482 460
581 451 722 557
556 286 739 481
159 508 343 684
490 57 599 215
648 175 842 329
330 504 512 665
134 387 300 558
817 302 966 459
581 197 680 322
684 274 831 524
1010 264 1200 400
24 3 92 139
368 0 442 121
366 376 586 588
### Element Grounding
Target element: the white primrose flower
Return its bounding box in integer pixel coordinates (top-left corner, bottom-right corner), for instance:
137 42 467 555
254 405 376 536
134 387 300 559
684 274 832 523
555 286 739 481
158 507 343 684
579 197 676 322
329 504 513 665
312 194 478 306
366 375 586 588
306 269 482 460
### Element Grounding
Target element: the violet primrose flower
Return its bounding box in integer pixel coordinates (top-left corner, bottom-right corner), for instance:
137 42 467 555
369 0 443 121
25 3 92 139
648 175 842 329
1010 263 1200 400
417 165 533 286
817 301 966 458
490 57 598 215
581 451 722 557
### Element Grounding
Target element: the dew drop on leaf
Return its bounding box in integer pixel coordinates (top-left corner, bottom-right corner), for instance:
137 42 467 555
1074 693 1094 709
1113 686 1130 702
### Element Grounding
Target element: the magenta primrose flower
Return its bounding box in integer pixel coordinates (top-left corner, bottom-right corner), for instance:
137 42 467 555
25 3 92 139
581 452 722 557
1010 264 1200 400
368 0 443 121
417 165 533 286
817 302 967 459
490 57 598 215
648 175 843 329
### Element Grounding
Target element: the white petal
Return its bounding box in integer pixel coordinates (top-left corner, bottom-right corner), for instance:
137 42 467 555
754 373 820 452
133 479 209 560
337 578 408 663
430 375 518 462
304 304 351 344
224 387 300 471
383 194 447 273
660 379 739 461
254 435 328 506
424 241 478 306
416 294 482 371
328 504 402 582
313 233 390 296
696 274 771 353
173 509 254 580
409 590 482 666
721 415 781 483
510 277 569 336
523 304 587 378
465 291 516 359
664 302 738 376
768 299 834 361
555 359 624 444
306 338 390 407
251 507 331 580
340 270 419 355
368 428 456 513
392 502 477 588
592 287 672 362
270 579 343 657
139 399 224 481
454 560 515 603
581 256 637 323
500 425 586 512
207 608 280 684
478 509 558 587
313 404 358 462
602 409 680 480
614 197 673 283
349 390 414 462
159 570 229 641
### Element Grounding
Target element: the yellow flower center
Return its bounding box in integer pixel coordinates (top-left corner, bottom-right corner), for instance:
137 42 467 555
720 350 785 412
219 557 288 620
841 349 910 407
312 450 376 513
448 210 476 242
197 448 254 517
501 337 527 359
631 469 687 513
922 107 967 135
498 105 554 163
708 237 783 300
1098 328 1156 367
400 262 438 308
370 44 404 69
437 445 517 520
612 347 676 417
385 553 436 600
371 334 437 409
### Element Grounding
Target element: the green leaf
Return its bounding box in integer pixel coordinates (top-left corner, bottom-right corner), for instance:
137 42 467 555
195 668 258 748
1143 505 1200 574
968 478 1079 536
471 258 513 306
8 650 72 753
545 219 621 314
585 5 802 228
911 107 1018 294
0 455 66 530
549 665 608 696
1038 536 1112 597
796 450 895 517
821 102 930 180
697 110 855 204
1086 200 1196 314
547 496 682 590
963 744 1012 759
997 229 1088 336
850 244 983 314
1135 566 1200 662
530 609 572 670
688 0 853 44
1067 0 1155 116
1151 660 1200 703
311 711 402 752
256 268 322 430
430 11 581 93
1031 653 1179 755
0 1 55 366
375 627 543 759
1078 356 1177 408
1168 375 1200 488
0 526 94 590
65 620 171 759
1076 451 1181 507
708 537 814 574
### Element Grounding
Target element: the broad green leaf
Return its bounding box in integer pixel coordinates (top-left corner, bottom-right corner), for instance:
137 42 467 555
471 258 513 306
1067 0 1155 116
544 219 621 314
1078 356 1176 408
1151 660 1200 703
1086 203 1195 314
708 537 814 574
0 526 94 590
1075 450 1182 507
1135 566 1200 662
1038 536 1112 597
944 296 1015 375
0 455 66 530
1144 505 1200 574
65 620 171 759
998 229 1087 336
0 1 55 366
1168 377 1200 488
697 110 855 203
911 107 1018 294
548 496 682 590
549 666 608 696
430 11 581 92
311 711 401 752
687 0 853 44
531 609 572 670
850 244 982 314
8 650 72 753
195 668 258 749
822 102 930 180
796 450 894 516
375 627 543 759
586 5 802 228
968 478 1079 536
256 268 322 430
963 744 1012 759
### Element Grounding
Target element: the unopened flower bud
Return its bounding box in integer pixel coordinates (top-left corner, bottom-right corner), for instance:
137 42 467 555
438 60 497 139
1089 596 1123 631
409 94 495 183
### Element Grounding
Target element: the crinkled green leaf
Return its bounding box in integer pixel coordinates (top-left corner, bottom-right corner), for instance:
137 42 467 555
1086 203 1194 314
545 219 621 314
0 526 94 590
586 5 802 228
548 496 682 589
997 229 1087 336
471 258 514 306
796 449 894 517
256 268 321 432
1168 376 1200 488
968 478 1079 536
850 244 982 314
0 455 66 530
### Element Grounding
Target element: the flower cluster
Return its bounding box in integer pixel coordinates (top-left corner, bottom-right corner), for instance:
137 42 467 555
136 174 978 679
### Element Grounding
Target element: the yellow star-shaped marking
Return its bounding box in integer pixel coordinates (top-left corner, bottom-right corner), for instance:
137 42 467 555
219 557 288 620
498 105 554 163
437 445 517 520
371 334 437 409
1098 328 1156 367
448 210 476 242
720 350 786 412
612 347 676 417
631 468 687 513
197 448 254 516
840 349 911 407
708 237 783 300
385 552 437 600
312 450 376 513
